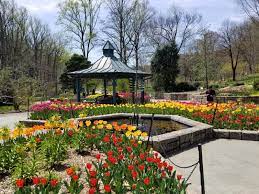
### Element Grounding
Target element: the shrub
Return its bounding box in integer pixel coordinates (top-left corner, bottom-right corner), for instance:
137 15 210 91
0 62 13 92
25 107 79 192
253 79 259 91
172 82 197 92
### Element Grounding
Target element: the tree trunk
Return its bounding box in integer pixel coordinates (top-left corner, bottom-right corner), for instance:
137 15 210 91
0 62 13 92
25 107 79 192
232 67 236 81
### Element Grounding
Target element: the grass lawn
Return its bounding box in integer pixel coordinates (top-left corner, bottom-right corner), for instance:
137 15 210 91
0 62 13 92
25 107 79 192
0 105 28 113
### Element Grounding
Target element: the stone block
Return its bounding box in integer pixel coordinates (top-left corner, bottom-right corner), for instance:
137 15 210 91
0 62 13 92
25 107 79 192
242 131 258 141
229 130 242 140
214 129 230 139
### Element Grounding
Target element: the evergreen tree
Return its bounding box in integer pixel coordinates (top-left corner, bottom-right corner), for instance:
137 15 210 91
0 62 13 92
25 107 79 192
60 54 91 91
151 42 180 92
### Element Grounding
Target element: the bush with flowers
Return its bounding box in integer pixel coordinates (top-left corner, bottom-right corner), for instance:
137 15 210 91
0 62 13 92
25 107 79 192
0 117 187 193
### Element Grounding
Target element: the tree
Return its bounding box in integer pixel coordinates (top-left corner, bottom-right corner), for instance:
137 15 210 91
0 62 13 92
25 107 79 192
151 41 180 92
130 0 153 70
60 54 91 91
58 0 101 60
0 0 67 100
103 0 136 65
219 21 242 81
238 0 259 24
147 6 201 53
197 30 220 88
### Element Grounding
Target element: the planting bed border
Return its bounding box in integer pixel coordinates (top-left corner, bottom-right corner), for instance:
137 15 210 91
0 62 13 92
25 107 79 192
20 114 259 155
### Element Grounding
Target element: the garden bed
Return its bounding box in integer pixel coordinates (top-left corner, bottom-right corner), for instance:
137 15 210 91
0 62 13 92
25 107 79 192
29 101 259 131
0 118 187 193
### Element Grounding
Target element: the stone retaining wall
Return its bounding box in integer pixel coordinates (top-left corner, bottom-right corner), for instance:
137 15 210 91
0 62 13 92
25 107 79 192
213 129 259 141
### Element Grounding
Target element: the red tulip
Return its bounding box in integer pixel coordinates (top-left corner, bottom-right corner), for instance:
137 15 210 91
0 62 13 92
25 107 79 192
138 164 145 171
89 170 97 177
32 177 40 185
128 165 134 171
143 177 150 185
40 177 47 185
86 163 92 170
131 170 138 179
132 184 137 190
118 154 124 160
126 146 132 153
50 179 58 187
104 184 111 193
103 136 110 143
139 153 145 160
90 178 98 187
89 187 96 194
72 174 79 181
67 130 73 137
16 179 25 188
103 162 109 169
95 153 101 160
177 174 182 181
105 171 111 177
168 165 174 172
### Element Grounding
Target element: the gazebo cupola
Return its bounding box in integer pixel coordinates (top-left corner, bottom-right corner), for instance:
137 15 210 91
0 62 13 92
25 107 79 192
103 41 115 57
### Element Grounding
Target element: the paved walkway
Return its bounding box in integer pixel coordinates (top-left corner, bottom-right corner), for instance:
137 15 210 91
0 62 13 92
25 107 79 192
0 112 28 129
169 139 259 194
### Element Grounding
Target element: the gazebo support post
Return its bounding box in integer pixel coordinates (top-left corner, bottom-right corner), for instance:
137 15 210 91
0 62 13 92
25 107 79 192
76 77 81 102
103 79 107 96
131 78 135 104
141 78 145 104
112 78 117 104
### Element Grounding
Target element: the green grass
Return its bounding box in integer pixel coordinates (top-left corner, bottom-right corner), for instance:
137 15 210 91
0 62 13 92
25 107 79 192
0 105 28 113
0 106 14 113
250 90 259 96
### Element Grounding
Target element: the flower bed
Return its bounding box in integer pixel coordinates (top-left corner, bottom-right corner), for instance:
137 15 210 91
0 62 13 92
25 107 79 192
30 101 259 130
0 117 187 193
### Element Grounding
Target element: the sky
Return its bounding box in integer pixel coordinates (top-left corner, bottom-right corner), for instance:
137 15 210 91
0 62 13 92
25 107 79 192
15 0 247 60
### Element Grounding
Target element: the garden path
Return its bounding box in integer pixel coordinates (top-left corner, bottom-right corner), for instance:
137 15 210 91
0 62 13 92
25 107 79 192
169 139 259 194
0 112 28 129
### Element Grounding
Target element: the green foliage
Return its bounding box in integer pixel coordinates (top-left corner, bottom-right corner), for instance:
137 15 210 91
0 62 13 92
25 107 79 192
151 42 180 92
117 79 130 92
40 131 68 168
253 79 259 91
60 54 91 91
12 141 44 180
173 82 198 92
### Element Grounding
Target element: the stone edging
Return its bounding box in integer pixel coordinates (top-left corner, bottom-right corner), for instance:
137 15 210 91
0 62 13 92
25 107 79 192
213 129 259 141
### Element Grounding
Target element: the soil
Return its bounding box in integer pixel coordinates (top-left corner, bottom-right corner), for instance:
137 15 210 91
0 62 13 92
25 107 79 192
0 148 100 194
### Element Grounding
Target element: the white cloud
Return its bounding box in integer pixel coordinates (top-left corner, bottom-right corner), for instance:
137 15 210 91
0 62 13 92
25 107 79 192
16 0 62 13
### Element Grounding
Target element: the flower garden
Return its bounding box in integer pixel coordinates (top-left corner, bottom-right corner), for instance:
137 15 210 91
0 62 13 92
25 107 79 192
30 101 259 130
0 117 187 193
1 99 258 193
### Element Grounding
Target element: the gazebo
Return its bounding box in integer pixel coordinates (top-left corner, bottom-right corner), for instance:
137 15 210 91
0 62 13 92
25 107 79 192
68 41 151 104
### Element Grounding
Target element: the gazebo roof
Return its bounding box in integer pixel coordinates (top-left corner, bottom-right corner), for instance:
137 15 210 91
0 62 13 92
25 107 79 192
68 41 151 79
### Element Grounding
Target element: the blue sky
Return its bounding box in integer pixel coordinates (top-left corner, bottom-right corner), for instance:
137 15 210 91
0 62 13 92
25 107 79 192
16 0 246 60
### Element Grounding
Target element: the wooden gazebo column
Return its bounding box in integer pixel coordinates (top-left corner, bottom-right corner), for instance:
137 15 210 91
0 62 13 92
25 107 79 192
103 78 107 96
76 76 81 102
112 78 117 104
140 78 145 104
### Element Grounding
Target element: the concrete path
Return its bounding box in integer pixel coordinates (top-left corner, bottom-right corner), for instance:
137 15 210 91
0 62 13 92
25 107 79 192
0 112 28 129
169 139 259 194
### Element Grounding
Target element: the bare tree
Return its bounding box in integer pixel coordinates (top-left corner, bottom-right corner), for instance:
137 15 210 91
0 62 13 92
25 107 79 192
0 0 67 99
58 0 101 60
103 0 136 65
146 6 202 53
220 21 242 81
238 0 259 24
129 0 154 70
197 29 220 88
28 17 50 79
